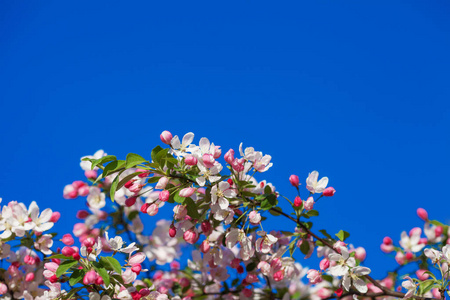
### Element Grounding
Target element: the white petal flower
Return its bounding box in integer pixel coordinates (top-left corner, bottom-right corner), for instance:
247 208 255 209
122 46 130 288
306 171 329 194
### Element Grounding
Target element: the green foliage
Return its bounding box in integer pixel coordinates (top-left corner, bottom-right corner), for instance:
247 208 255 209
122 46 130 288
335 230 350 241
56 260 78 277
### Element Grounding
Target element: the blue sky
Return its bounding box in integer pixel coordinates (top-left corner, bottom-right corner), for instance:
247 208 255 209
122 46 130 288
1 1 449 279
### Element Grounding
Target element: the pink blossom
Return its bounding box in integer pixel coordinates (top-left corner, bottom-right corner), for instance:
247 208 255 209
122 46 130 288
323 187 336 196
129 252 146 265
224 149 235 164
183 229 199 244
307 269 323 284
160 131 173 145
417 208 428 221
304 197 315 211
289 175 299 187
184 155 198 166
179 187 196 198
159 190 170 202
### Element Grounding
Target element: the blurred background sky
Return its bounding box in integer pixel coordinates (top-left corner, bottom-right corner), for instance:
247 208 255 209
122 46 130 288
1 1 449 279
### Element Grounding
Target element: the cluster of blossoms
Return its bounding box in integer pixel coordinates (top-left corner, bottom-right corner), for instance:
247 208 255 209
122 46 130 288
0 131 449 300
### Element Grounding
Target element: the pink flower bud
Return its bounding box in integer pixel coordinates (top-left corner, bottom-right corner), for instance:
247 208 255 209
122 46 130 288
307 269 323 284
200 240 210 253
273 270 284 282
129 252 146 265
24 255 36 265
289 175 299 187
0 283 7 295
183 229 199 244
224 149 235 164
323 187 336 196
231 258 241 269
83 270 98 285
76 210 89 219
304 197 315 211
184 155 198 166
319 258 330 270
50 211 60 223
435 226 444 237
249 210 261 225
231 158 245 172
63 184 78 199
73 253 81 260
129 183 143 193
160 131 173 145
201 221 212 236
140 203 150 214
354 247 366 261
243 289 252 298
383 236 393 245
395 251 405 265
169 226 177 238
131 264 142 274
72 181 86 189
213 146 222 159
405 252 414 260
78 185 90 197
294 196 302 207
83 237 95 248
147 204 159 216
155 177 169 189
125 196 137 207
432 288 441 299
159 190 170 202
62 246 76 257
202 154 215 168
95 276 103 285
25 272 35 282
124 180 135 189
417 208 428 221
45 262 59 273
85 170 98 179
416 269 430 281
317 288 332 299
237 265 244 274
62 234 74 246
179 187 196 198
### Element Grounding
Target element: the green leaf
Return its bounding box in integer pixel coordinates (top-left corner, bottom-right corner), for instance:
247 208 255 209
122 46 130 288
173 191 185 203
100 256 122 274
260 194 278 210
109 174 120 202
69 269 84 286
306 210 319 217
319 229 333 240
184 198 200 219
101 160 126 180
93 263 110 287
300 240 310 255
56 260 78 277
91 155 117 170
126 153 148 168
418 279 437 295
151 146 164 163
46 254 70 260
335 230 350 241
289 239 297 257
